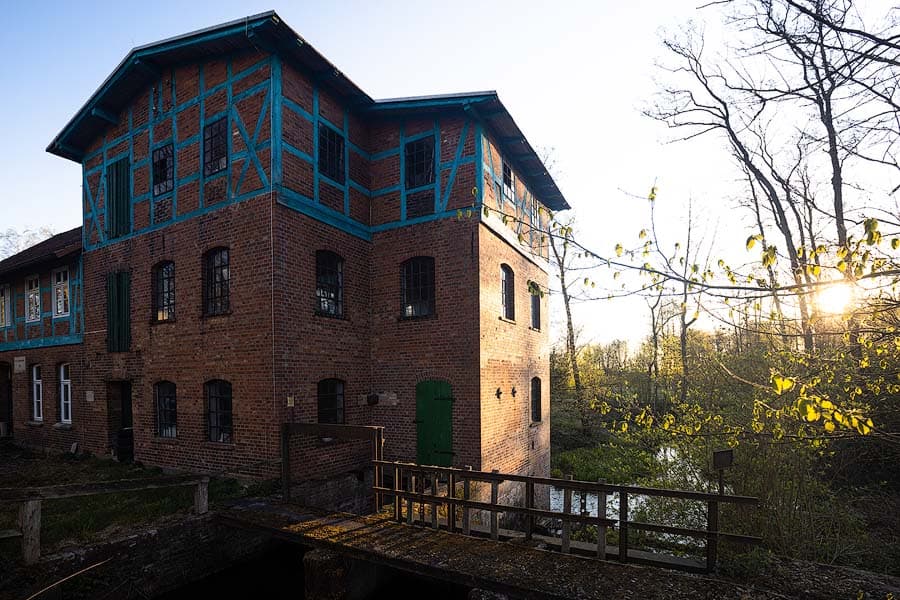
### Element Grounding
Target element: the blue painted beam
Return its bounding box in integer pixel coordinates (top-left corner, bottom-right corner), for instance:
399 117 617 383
91 107 118 125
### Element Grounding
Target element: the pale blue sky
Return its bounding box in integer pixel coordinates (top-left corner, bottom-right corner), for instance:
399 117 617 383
0 0 738 347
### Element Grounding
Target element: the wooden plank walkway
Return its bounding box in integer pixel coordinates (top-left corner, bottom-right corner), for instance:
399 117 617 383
219 500 784 600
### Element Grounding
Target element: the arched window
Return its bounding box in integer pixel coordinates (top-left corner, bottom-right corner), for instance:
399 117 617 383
203 248 230 316
401 257 435 318
59 363 72 424
152 261 175 322
501 264 515 320
317 378 345 424
531 377 542 423
528 281 541 330
316 251 344 317
205 379 233 443
155 381 177 438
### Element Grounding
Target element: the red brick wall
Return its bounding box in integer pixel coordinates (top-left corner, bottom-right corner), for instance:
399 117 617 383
477 223 550 483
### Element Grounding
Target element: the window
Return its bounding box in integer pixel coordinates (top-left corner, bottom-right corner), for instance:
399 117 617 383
203 248 230 316
106 157 131 238
317 379 345 424
206 379 232 443
203 118 227 177
317 124 345 183
529 281 541 330
0 284 10 327
26 275 40 322
53 268 69 317
531 377 542 422
31 365 42 421
152 144 174 196
316 251 343 317
501 264 515 320
106 271 131 352
59 363 71 424
501 161 514 204
401 257 435 318
155 381 177 438
152 261 175 322
404 137 435 189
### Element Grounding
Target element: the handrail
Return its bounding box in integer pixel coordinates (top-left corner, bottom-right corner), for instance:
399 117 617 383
374 459 761 573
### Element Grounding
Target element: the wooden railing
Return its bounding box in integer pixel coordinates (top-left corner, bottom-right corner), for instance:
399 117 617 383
0 475 209 565
372 460 761 572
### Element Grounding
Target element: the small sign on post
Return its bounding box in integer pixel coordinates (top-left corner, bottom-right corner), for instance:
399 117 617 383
712 449 734 495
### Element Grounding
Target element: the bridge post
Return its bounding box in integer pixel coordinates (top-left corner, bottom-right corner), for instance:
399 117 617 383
407 473 415 525
393 465 402 522
618 491 629 562
490 469 499 541
525 479 534 541
448 471 456 532
462 466 472 535
706 499 719 572
562 475 572 553
597 479 607 558
194 477 209 515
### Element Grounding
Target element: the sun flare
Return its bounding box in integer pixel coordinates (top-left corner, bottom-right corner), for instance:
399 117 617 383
817 284 854 315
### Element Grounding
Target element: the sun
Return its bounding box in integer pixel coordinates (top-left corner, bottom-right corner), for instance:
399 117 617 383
817 283 854 315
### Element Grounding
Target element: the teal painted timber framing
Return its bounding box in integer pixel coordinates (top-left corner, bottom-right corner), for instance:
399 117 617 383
0 256 84 352
80 54 275 252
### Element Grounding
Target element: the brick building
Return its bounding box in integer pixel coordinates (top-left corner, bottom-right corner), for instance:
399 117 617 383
0 12 568 504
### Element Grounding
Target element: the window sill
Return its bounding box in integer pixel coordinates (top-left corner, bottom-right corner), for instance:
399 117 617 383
150 318 177 326
203 441 235 449
52 314 71 320
529 326 541 333
155 436 179 443
397 314 437 322
201 310 232 320
530 421 543 428
498 316 516 325
26 420 43 427
314 311 348 321
53 422 73 430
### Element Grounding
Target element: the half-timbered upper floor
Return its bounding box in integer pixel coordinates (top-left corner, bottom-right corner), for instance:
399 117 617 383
46 11 568 264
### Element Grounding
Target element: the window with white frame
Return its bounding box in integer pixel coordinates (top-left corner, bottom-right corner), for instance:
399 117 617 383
0 284 10 327
53 268 70 317
31 365 42 421
59 363 72 424
501 161 514 204
26 275 40 322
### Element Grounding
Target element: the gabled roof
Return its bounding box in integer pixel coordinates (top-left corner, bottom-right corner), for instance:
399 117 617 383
47 11 569 211
0 227 82 278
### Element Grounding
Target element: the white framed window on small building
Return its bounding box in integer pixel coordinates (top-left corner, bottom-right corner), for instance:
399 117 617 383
31 365 43 421
26 275 41 322
53 267 70 317
0 284 11 327
59 363 72 424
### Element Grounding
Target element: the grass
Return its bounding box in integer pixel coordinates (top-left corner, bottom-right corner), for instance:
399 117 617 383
0 444 258 558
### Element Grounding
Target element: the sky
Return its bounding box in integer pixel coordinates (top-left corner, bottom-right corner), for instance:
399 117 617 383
0 0 742 350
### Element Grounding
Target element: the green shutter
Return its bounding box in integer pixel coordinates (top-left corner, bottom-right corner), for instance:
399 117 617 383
106 159 131 239
107 273 118 352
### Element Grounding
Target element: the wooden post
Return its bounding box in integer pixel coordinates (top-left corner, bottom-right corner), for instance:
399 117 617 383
618 491 628 562
431 470 439 530
448 471 456 532
462 466 472 535
418 471 426 524
393 465 402 522
281 423 291 503
194 477 209 515
372 430 382 511
562 475 572 553
407 473 415 525
706 500 719 572
490 469 499 541
525 479 534 541
19 499 41 565
597 479 607 558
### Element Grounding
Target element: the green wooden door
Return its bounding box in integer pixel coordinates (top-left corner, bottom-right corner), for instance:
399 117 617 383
416 380 453 467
